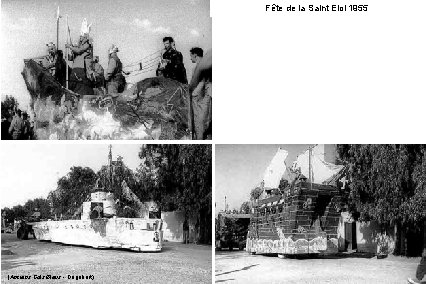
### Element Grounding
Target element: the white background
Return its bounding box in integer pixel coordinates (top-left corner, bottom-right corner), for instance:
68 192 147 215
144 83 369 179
211 0 426 144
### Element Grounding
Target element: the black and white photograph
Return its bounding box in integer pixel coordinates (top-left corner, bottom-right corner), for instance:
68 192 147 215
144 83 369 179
215 144 426 283
1 144 212 283
1 0 212 140
1 0 426 283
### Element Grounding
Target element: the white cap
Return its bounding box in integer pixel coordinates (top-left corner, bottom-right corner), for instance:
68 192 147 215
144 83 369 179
109 44 119 54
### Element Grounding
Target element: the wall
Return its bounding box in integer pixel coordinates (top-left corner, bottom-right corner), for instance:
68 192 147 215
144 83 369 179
161 211 184 242
337 212 396 254
161 211 198 243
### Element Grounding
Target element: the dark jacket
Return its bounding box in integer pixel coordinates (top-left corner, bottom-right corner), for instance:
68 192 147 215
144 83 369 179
105 53 122 82
161 49 187 84
55 57 67 87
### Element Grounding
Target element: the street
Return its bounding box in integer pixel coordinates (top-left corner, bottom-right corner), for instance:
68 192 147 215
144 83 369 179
215 249 422 284
1 233 211 284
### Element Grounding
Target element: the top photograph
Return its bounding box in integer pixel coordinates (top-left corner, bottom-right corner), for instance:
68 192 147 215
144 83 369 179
1 0 212 140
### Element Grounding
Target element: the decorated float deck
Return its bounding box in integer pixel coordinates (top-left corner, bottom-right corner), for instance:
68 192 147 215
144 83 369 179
246 181 343 256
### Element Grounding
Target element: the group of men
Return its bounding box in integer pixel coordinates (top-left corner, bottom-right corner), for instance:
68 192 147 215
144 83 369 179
1 109 33 140
156 37 212 140
39 33 211 140
41 37 124 98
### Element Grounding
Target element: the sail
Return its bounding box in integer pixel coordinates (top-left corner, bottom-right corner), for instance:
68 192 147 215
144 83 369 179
262 148 288 189
291 144 344 184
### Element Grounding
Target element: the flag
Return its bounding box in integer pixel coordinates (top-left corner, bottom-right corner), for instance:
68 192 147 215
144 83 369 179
56 6 61 20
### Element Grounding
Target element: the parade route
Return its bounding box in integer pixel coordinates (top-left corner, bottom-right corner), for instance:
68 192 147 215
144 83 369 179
215 250 422 284
2 233 212 284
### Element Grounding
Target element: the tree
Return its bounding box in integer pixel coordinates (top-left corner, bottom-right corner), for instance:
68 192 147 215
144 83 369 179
337 144 426 255
1 207 15 224
337 145 426 225
240 201 251 214
23 198 51 219
97 155 140 216
1 95 18 119
137 144 212 244
49 166 97 217
1 205 29 224
250 186 263 201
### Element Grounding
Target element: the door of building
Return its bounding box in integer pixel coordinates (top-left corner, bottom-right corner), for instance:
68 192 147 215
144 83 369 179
344 222 357 251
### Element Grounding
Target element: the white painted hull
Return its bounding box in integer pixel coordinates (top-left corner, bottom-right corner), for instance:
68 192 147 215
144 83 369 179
32 218 162 252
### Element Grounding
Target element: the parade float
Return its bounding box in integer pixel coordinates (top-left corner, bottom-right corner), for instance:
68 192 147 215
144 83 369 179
31 191 163 252
245 146 346 257
19 146 163 252
20 17 190 140
22 58 190 140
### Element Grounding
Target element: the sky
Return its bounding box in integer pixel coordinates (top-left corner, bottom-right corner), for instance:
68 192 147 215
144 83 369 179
215 144 313 213
0 0 211 108
0 143 145 208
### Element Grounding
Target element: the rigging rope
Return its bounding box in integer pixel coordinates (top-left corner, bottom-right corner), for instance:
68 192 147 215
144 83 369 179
123 49 162 68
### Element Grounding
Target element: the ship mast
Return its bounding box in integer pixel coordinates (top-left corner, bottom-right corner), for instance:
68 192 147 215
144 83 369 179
309 146 312 191
108 144 113 192
307 145 314 254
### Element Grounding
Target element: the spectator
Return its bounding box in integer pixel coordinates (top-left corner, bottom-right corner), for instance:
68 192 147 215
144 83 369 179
408 249 426 284
8 109 25 140
183 217 189 244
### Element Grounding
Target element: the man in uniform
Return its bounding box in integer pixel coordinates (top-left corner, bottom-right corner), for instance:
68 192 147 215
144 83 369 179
157 37 187 84
189 49 212 140
41 42 58 76
105 44 125 97
91 56 105 90
65 33 94 96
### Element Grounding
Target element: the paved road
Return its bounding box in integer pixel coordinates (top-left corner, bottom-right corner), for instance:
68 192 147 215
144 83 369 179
1 233 211 284
215 249 422 284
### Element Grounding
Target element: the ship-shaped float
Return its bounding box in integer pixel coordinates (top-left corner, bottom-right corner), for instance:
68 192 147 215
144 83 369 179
30 146 163 252
246 145 346 256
